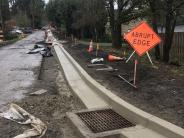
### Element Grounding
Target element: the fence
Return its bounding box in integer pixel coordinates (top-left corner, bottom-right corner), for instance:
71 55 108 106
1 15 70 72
159 32 184 65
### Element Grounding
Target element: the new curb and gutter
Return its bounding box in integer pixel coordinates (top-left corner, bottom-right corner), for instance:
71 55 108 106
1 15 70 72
53 43 184 138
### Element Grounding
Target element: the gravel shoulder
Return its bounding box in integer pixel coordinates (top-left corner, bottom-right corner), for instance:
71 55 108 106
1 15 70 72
0 56 83 138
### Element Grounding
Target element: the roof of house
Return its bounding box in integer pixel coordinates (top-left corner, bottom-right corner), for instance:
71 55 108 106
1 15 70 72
158 25 184 33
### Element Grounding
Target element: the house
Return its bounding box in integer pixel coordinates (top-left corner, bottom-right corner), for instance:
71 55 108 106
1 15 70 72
158 25 184 33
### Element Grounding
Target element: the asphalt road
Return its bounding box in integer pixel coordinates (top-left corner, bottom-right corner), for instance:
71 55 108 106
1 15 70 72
0 31 44 110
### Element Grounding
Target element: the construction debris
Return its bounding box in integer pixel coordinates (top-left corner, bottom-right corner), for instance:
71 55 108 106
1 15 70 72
34 44 45 49
96 65 118 72
0 104 47 138
26 47 45 54
40 47 53 57
91 58 104 64
87 64 118 72
87 64 105 68
27 44 53 57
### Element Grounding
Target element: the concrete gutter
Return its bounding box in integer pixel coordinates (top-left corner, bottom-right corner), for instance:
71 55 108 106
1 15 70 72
53 45 108 109
53 44 184 138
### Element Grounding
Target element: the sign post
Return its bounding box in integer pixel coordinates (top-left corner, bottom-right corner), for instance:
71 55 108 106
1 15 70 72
121 21 161 88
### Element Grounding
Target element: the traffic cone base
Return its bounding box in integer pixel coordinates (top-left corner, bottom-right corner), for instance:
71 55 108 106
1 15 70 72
108 54 123 61
88 47 93 53
88 40 93 53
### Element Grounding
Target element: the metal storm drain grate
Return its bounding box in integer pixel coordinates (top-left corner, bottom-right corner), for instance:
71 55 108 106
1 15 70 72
77 109 135 133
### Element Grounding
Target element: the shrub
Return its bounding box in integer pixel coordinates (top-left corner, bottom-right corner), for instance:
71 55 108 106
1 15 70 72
4 33 19 40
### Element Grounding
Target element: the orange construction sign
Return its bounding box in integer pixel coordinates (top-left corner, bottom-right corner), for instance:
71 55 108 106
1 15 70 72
124 21 161 56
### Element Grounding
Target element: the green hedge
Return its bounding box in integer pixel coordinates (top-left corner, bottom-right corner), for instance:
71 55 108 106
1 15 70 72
4 33 19 40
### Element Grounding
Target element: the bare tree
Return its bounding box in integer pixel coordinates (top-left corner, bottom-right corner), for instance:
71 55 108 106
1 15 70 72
105 0 145 48
163 0 184 62
0 0 10 31
72 0 106 40
148 0 161 60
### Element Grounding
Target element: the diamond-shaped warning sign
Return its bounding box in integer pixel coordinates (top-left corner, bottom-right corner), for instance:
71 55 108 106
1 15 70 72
124 21 161 56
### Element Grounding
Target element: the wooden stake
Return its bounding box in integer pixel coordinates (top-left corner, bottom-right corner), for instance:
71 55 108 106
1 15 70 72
133 60 138 86
96 43 99 57
74 38 77 45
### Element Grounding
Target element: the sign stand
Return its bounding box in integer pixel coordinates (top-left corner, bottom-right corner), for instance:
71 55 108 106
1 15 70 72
118 74 137 88
133 60 138 85
117 59 138 88
146 52 154 66
123 51 154 88
121 21 161 88
126 51 135 63
126 51 154 66
123 50 154 88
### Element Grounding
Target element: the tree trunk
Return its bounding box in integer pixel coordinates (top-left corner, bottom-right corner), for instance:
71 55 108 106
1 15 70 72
80 28 84 39
149 0 160 60
31 0 35 29
30 12 34 29
163 19 176 62
152 19 160 60
0 6 3 30
111 22 122 49
163 0 176 63
163 32 171 62
108 0 121 49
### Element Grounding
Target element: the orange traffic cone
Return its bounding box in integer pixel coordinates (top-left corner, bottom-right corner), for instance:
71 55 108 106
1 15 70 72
108 54 123 61
88 40 93 53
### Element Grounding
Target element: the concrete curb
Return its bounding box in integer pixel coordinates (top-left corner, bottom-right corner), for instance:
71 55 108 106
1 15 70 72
54 44 184 138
